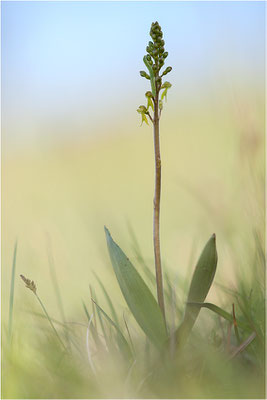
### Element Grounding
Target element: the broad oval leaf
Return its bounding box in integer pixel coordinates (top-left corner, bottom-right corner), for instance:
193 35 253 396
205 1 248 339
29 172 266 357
176 234 218 347
105 227 167 348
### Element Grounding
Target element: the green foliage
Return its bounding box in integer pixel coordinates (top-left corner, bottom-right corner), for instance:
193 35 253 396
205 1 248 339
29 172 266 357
93 272 120 326
3 228 265 398
104 227 168 349
175 234 218 348
186 302 250 331
92 300 133 361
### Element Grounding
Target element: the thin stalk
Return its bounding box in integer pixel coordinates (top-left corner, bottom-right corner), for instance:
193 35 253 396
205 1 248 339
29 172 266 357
153 93 166 324
139 21 172 327
35 293 67 352
46 233 70 348
8 240 18 342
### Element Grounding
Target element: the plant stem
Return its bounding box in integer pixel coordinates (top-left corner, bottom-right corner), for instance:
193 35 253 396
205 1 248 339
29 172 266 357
35 293 67 352
8 240 18 343
153 94 166 324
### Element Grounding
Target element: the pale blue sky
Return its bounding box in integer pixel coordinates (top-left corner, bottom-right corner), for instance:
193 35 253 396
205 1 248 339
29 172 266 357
2 1 265 148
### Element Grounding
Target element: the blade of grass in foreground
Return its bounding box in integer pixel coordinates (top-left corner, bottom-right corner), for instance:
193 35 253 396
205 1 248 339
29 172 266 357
46 234 70 348
90 286 109 346
35 293 67 351
92 299 133 361
8 240 18 342
93 272 120 326
186 302 250 331
228 332 257 360
105 227 167 349
82 301 101 347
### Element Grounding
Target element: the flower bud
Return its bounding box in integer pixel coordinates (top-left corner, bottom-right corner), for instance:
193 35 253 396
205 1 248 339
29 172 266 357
161 66 172 76
140 71 150 79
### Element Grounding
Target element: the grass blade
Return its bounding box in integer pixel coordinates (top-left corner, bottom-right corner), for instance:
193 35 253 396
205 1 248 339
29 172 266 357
8 240 18 342
92 299 132 360
186 302 250 331
86 313 97 374
93 272 120 326
90 286 109 346
232 303 241 343
123 312 135 355
228 332 257 360
35 294 67 352
83 300 90 321
46 234 70 347
82 301 101 347
105 227 167 348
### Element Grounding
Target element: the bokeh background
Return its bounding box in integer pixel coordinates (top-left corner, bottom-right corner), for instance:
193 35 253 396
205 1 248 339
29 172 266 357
2 0 265 375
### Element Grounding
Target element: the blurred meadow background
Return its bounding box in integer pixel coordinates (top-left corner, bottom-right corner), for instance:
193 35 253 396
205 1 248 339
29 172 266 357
2 1 265 398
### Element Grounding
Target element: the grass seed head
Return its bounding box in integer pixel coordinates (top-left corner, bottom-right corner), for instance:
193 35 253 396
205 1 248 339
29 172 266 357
20 274 37 294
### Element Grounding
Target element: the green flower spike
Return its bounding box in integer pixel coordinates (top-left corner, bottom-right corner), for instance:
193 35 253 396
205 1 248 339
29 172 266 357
137 21 172 124
137 105 149 126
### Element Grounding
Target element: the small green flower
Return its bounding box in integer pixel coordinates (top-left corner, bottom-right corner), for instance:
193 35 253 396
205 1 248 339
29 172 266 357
145 91 154 111
160 81 172 102
137 105 149 125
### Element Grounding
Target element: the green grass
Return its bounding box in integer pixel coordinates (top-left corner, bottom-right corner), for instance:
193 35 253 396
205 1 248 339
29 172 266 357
2 222 265 398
